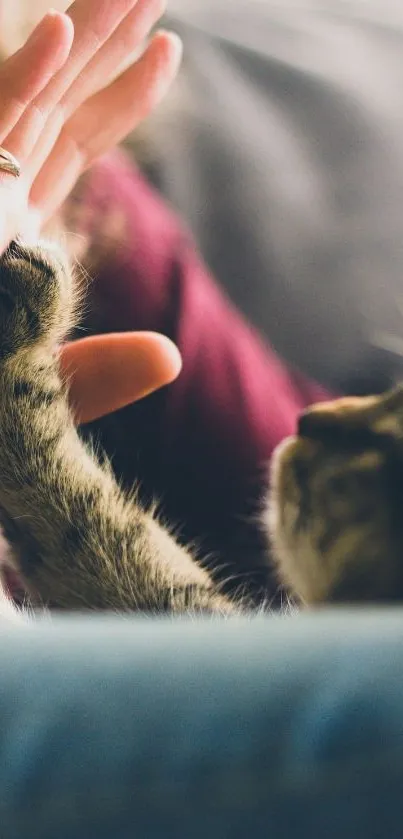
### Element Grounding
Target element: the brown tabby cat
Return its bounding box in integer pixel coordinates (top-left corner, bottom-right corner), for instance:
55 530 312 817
0 237 399 619
268 391 403 605
0 238 233 617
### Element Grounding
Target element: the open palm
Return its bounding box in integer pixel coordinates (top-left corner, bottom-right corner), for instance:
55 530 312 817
0 0 182 423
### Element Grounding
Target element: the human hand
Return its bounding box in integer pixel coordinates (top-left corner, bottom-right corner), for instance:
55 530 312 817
60 331 182 425
0 1 183 421
0 0 182 245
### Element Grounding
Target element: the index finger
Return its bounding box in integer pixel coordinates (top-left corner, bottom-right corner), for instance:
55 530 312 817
60 332 182 425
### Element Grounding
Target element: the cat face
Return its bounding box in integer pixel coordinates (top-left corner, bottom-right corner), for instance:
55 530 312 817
268 388 403 604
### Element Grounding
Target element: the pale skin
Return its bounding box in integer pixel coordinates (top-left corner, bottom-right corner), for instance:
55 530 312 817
0 1 183 425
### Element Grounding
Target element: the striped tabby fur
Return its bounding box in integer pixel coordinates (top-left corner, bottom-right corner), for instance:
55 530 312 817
0 239 232 617
269 392 403 604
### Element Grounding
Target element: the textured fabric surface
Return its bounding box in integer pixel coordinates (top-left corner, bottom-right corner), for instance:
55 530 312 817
2 610 403 837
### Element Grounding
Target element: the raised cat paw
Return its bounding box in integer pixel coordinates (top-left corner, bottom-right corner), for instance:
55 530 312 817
0 239 74 358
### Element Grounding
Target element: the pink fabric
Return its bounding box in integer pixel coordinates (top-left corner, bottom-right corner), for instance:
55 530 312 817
70 152 332 598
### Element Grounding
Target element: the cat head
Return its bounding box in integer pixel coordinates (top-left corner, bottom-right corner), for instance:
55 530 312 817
268 387 403 605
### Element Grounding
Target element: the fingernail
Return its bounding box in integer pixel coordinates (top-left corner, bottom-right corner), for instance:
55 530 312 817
27 9 68 46
156 29 183 61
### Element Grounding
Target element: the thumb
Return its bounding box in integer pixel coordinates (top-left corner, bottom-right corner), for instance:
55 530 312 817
60 331 182 425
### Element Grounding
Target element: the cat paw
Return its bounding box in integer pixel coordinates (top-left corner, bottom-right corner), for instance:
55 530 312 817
0 239 74 358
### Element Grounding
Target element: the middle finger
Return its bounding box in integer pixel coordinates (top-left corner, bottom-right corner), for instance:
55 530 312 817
60 0 166 118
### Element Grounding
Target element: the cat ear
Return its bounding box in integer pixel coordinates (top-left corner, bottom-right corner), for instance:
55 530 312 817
298 393 380 438
298 386 403 440
371 385 403 437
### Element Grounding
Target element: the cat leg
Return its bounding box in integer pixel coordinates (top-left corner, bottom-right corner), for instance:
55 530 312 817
0 241 231 614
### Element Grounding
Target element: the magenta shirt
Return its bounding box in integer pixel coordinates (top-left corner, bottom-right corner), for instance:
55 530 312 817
71 152 330 601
